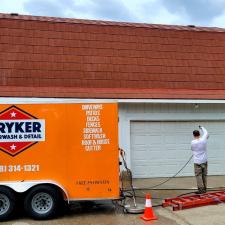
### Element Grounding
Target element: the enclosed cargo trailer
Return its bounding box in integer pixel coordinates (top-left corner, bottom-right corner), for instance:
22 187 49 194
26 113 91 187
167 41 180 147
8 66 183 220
0 101 119 220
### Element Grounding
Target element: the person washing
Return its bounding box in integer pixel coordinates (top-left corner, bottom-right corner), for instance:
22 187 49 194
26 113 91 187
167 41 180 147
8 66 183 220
191 126 209 194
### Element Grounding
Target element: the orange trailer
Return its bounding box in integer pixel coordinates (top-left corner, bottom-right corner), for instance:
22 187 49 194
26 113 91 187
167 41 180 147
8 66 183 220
0 101 119 220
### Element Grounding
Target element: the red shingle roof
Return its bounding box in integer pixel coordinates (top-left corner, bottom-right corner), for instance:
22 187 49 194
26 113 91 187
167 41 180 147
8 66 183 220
1 13 225 99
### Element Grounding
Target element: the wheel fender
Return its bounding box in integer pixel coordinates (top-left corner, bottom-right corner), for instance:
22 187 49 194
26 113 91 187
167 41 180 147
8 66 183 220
0 181 69 202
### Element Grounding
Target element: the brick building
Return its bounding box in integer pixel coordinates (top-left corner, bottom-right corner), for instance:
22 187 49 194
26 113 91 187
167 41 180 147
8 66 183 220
1 13 225 177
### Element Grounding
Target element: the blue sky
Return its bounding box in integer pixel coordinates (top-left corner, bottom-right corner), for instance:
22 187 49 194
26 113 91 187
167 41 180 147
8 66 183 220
1 0 225 27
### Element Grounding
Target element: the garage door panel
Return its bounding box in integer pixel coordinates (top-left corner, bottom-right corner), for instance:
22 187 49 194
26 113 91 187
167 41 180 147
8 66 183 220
172 145 190 151
145 123 162 132
133 149 191 160
132 146 147 151
177 136 192 144
208 151 225 158
146 136 162 144
133 136 163 144
131 121 225 178
132 135 161 146
131 123 147 133
161 144 181 151
205 122 225 129
210 162 225 174
132 136 149 144
209 142 225 148
209 134 225 138
133 160 148 165
134 167 148 177
132 151 147 159
164 135 177 144
165 152 191 160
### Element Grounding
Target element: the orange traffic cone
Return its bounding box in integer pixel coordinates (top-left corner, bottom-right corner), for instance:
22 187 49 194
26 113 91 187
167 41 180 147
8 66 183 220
140 193 158 221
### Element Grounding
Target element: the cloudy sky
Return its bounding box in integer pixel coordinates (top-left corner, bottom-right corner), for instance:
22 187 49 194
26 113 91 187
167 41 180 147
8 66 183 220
1 0 225 28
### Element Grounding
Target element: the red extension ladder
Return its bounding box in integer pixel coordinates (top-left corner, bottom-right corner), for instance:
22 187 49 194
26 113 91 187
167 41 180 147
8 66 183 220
162 190 225 211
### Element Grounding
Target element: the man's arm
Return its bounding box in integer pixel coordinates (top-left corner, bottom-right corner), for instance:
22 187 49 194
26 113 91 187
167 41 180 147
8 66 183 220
199 126 209 140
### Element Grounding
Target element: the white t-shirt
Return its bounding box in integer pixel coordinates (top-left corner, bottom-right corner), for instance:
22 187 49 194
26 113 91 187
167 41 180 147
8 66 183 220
191 127 209 164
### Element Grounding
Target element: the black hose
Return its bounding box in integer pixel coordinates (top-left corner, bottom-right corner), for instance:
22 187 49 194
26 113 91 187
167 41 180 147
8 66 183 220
153 204 163 207
121 148 194 191
137 155 193 189
134 186 225 191
119 149 213 210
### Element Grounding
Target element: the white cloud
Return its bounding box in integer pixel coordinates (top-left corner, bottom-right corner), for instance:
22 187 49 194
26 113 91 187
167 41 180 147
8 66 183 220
160 0 225 26
146 7 186 25
127 0 189 25
210 11 225 28
0 0 225 28
0 0 27 14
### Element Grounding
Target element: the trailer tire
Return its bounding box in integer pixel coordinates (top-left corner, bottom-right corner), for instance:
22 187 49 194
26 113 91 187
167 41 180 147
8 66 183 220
0 186 16 221
24 185 62 220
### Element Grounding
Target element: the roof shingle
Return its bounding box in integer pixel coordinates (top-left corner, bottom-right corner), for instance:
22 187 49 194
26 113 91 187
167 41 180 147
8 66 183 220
1 13 225 99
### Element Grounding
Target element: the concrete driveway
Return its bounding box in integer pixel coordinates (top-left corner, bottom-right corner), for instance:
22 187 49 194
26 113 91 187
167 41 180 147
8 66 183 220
4 176 225 225
5 203 225 225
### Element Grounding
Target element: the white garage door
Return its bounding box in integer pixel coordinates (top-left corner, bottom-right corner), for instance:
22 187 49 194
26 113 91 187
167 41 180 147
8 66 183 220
131 121 225 178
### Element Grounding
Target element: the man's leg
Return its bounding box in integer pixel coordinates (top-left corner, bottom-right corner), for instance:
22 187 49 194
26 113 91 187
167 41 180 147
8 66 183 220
202 162 208 192
194 163 205 193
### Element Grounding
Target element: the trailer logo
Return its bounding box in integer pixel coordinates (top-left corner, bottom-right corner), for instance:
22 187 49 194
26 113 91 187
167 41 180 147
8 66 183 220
0 105 45 156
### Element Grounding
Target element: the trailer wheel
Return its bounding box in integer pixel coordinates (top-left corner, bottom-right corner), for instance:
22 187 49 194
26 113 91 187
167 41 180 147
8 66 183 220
0 186 16 221
24 185 62 220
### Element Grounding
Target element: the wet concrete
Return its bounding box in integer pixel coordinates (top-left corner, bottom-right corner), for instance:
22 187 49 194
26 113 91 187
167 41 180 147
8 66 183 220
4 176 225 225
5 201 179 225
5 199 225 225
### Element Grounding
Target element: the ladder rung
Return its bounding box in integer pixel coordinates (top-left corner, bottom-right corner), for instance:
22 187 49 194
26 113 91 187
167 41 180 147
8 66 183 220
179 197 191 202
163 190 225 211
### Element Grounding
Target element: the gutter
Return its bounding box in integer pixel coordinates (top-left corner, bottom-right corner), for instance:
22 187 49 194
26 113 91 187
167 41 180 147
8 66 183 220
1 97 225 104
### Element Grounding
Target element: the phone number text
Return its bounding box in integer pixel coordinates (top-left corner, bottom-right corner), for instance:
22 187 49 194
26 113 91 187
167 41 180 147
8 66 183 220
0 165 40 173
